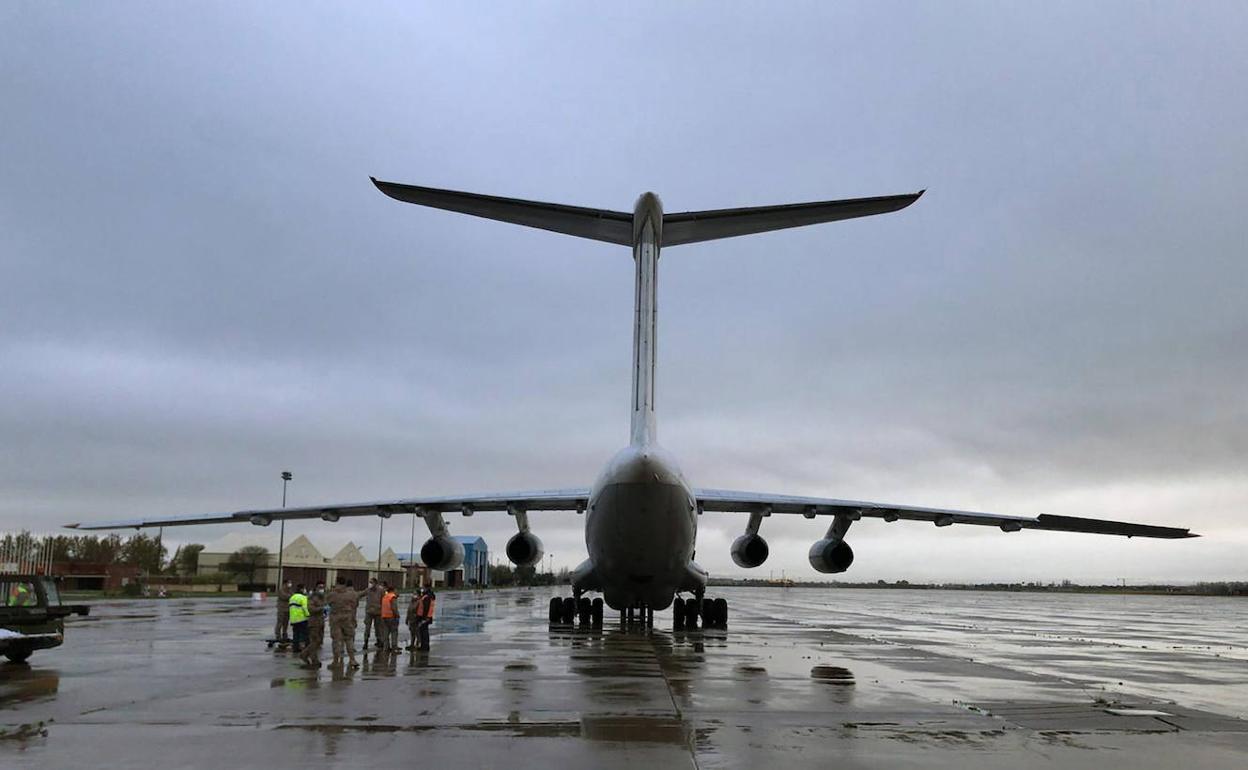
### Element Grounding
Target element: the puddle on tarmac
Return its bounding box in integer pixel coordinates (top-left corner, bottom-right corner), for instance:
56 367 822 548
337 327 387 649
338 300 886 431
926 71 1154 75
275 715 690 744
580 715 689 744
269 676 320 690
277 720 579 738
0 667 61 707
811 665 855 685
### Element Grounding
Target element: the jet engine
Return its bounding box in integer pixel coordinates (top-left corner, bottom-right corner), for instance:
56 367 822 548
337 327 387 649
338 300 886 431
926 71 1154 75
808 538 854 574
420 536 465 571
505 531 544 568
730 533 769 568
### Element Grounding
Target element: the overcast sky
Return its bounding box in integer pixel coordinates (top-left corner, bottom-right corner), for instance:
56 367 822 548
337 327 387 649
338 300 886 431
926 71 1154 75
2 2 1245 583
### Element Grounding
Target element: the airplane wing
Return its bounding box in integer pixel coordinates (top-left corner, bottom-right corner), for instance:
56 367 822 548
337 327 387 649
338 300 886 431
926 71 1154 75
694 489 1197 539
371 178 633 245
64 488 592 531
661 191 924 247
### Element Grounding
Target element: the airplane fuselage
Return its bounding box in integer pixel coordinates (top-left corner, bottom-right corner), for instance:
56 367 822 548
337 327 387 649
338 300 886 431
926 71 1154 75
584 444 700 610
573 192 707 611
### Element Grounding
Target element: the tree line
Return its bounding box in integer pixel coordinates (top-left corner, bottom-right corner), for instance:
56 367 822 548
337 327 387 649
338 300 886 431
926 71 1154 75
487 563 568 587
2 531 282 588
0 531 203 576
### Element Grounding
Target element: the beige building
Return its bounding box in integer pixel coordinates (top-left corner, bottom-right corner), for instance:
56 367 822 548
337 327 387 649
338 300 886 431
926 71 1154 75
197 534 423 590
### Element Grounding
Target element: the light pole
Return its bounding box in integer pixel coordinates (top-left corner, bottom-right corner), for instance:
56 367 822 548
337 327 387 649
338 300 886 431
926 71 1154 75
376 515 385 585
276 471 291 588
408 512 417 589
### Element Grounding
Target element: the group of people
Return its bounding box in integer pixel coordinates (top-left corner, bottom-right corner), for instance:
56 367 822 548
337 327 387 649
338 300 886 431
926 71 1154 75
275 576 437 670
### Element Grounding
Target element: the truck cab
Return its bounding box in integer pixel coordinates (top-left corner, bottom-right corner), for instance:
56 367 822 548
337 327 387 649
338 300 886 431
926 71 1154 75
0 575 90 663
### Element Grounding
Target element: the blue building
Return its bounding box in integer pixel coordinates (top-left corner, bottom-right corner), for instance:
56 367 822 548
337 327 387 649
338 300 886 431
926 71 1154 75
396 535 489 588
453 536 489 587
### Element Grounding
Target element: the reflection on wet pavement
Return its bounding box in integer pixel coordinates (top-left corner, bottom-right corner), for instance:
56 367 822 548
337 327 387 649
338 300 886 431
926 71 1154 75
1 587 1246 768
0 667 60 706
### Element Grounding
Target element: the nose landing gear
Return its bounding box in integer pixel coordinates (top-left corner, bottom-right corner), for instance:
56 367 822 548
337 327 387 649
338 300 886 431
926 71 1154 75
619 604 655 627
673 595 728 629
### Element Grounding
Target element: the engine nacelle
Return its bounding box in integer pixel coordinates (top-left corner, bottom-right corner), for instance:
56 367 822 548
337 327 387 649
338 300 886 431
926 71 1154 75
808 539 854 574
505 531 544 568
420 536 464 571
730 533 770 568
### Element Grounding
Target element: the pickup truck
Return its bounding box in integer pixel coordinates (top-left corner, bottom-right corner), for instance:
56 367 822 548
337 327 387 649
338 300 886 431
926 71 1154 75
1 575 90 663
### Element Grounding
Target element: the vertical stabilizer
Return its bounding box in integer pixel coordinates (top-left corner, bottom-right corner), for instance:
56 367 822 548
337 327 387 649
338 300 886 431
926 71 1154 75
631 193 663 446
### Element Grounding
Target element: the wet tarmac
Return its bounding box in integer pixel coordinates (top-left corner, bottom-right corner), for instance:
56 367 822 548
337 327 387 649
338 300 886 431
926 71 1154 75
2 587 1246 768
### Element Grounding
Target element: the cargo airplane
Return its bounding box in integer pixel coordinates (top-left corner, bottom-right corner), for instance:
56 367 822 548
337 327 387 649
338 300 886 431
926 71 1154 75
68 179 1196 628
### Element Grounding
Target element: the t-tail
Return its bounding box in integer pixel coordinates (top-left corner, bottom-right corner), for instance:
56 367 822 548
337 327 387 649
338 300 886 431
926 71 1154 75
370 178 924 446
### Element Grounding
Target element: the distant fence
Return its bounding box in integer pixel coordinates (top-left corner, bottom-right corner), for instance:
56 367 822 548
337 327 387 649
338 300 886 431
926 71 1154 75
0 533 54 575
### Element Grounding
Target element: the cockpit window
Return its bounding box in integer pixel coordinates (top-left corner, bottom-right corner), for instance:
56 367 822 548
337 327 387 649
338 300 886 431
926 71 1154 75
2 580 39 607
42 577 61 605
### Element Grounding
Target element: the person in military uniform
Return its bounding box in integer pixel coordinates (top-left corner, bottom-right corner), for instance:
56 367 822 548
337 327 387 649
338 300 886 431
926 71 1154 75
299 581 327 669
361 577 384 649
274 578 293 643
404 589 422 650
326 577 360 669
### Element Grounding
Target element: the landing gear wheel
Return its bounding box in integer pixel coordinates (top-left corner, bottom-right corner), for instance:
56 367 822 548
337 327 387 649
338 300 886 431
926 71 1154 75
576 597 592 625
548 597 563 625
561 597 576 624
591 597 604 626
712 597 728 628
701 598 718 628
683 597 700 628
5 650 31 664
673 597 686 629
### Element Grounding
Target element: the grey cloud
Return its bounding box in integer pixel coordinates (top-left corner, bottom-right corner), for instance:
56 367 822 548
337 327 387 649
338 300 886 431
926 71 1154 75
2 2 1245 582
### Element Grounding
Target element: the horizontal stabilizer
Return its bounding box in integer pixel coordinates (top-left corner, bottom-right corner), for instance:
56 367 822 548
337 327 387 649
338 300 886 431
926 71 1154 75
662 191 923 246
371 178 632 245
1029 514 1198 539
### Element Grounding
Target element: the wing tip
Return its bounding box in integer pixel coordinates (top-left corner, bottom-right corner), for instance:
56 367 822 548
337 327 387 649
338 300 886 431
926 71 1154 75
64 522 79 529
370 176 404 201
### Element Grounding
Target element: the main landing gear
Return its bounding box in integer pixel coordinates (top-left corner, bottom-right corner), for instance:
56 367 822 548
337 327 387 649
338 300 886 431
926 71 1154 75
673 595 728 630
549 595 604 626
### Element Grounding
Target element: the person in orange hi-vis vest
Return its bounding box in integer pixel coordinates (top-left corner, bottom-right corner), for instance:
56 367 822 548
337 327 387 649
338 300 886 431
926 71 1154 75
413 587 436 651
379 582 399 651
